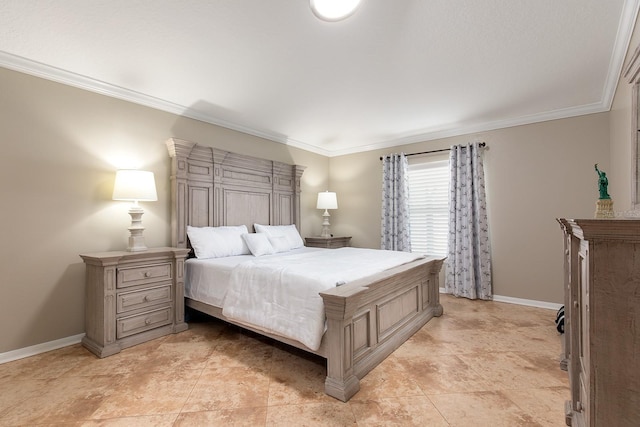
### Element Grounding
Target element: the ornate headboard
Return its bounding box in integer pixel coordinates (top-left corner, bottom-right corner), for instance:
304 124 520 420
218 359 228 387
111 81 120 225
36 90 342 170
166 138 306 249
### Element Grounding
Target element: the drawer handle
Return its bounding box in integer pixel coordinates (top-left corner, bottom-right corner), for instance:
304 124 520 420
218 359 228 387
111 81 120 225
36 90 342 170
144 272 151 278
145 318 151 325
576 401 583 412
573 300 578 308
143 295 150 302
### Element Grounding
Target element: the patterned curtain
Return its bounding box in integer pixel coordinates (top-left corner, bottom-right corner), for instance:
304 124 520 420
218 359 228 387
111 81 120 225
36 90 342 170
381 153 411 251
446 143 492 300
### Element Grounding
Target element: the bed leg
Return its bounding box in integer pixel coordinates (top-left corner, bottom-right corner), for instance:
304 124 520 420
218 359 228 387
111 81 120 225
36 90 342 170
325 375 360 402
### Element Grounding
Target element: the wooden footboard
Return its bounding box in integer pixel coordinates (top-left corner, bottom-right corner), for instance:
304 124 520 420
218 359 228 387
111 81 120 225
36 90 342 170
320 256 444 401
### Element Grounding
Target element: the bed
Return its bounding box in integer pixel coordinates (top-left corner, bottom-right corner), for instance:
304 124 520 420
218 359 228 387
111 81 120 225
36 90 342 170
166 138 445 401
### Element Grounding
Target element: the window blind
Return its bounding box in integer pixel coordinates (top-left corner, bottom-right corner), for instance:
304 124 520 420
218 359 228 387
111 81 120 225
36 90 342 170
408 160 450 257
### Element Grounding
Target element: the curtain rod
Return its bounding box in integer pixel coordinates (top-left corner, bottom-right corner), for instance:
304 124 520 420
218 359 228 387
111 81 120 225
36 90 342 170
379 142 486 160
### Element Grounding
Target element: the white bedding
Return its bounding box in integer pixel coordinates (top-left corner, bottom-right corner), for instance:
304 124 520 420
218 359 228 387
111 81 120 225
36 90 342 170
221 247 426 351
185 247 320 307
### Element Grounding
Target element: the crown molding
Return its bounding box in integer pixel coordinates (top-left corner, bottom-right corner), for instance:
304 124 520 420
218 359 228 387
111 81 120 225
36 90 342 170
0 50 331 157
327 101 609 157
603 0 640 109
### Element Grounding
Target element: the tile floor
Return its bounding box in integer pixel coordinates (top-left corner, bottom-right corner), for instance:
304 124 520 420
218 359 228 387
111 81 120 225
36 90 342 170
0 295 569 426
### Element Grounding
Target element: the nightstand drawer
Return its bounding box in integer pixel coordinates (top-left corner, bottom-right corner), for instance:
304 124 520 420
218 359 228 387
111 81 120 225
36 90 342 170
117 307 173 339
117 262 172 289
117 285 172 314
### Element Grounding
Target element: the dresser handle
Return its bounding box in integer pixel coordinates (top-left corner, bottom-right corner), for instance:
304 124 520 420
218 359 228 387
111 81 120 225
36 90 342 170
573 300 578 308
145 318 151 325
576 401 583 412
143 295 149 302
144 272 151 278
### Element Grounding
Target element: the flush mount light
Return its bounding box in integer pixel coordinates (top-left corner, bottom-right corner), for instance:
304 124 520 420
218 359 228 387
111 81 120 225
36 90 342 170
310 0 362 22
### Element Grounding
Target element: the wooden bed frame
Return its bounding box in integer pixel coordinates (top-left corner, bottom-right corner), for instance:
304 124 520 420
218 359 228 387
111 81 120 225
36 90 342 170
166 138 444 401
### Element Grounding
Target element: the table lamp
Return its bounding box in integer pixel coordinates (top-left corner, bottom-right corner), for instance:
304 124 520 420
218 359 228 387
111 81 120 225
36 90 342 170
317 191 338 238
112 170 158 251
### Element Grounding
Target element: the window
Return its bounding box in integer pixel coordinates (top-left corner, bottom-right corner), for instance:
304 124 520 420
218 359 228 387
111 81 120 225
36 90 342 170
408 160 450 257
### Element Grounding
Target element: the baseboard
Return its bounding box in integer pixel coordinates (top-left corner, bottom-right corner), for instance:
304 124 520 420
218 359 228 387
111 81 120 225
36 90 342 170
440 288 562 311
492 294 562 310
0 333 85 365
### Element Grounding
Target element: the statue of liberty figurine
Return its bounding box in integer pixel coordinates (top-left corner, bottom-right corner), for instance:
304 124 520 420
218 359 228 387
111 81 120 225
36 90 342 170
594 164 610 200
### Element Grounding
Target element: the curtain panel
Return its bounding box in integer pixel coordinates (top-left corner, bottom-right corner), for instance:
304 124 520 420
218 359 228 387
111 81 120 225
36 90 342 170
446 143 492 300
381 153 411 251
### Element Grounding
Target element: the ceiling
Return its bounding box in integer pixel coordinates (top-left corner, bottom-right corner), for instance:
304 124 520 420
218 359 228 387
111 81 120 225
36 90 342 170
0 1 638 156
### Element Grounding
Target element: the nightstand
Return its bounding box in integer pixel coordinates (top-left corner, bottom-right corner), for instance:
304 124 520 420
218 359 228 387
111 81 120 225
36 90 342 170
305 236 352 249
79 247 190 358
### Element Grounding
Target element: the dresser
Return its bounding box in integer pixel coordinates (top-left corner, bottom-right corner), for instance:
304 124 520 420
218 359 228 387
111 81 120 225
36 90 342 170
305 236 352 249
557 219 640 426
80 247 190 357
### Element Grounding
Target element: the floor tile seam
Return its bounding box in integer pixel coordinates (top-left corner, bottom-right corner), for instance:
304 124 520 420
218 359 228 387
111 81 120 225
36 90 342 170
423 389 509 398
175 409 269 427
75 411 182 426
345 396 360 426
403 386 429 400
263 400 344 409
263 363 278 409
423 393 454 426
349 388 432 405
178 402 270 416
174 358 211 416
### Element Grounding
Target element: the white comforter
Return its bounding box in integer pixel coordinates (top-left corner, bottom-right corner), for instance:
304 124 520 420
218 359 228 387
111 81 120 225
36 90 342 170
222 247 425 351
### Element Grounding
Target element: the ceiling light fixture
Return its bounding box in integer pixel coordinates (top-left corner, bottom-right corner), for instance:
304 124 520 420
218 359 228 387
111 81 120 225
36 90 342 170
310 0 361 22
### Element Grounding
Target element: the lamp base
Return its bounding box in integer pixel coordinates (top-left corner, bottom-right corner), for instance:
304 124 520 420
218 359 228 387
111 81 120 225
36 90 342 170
126 205 148 252
320 210 332 238
127 233 148 252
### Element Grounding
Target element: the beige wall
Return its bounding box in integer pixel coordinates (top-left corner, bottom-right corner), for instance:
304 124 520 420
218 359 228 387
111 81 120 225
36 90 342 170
0 67 329 353
330 114 610 304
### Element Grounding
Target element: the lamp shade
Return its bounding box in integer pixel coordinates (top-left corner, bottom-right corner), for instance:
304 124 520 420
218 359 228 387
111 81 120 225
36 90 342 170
310 0 361 21
112 170 158 202
317 191 338 210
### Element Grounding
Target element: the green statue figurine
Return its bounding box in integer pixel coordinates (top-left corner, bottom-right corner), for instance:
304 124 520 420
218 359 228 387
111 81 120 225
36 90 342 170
594 164 611 200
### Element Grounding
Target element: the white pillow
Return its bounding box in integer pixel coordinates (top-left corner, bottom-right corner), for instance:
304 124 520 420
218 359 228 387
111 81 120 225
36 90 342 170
269 235 291 253
242 233 275 257
187 225 250 259
254 224 304 250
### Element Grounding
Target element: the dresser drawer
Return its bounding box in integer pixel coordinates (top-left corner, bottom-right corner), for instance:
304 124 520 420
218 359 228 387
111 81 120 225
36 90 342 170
117 262 172 289
116 285 172 314
117 307 173 339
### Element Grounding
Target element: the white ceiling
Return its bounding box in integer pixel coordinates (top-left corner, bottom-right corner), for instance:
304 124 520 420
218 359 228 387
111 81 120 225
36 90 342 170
1 1 638 156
